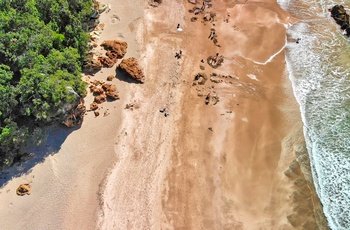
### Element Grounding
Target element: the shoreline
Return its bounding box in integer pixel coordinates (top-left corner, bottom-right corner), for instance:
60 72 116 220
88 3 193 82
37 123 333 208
0 0 328 229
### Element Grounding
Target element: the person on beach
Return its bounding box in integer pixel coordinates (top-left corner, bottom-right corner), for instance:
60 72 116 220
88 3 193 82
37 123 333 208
211 31 216 40
201 2 206 11
208 29 215 39
175 50 182 59
177 24 183 32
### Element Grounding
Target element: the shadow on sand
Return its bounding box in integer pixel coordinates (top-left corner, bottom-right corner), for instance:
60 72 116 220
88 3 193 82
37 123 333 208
0 125 79 188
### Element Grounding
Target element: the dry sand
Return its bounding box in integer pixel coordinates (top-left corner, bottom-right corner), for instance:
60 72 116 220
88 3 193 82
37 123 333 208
0 0 328 229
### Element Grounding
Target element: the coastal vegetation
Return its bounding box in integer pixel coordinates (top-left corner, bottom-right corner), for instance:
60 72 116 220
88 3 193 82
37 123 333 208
0 0 94 169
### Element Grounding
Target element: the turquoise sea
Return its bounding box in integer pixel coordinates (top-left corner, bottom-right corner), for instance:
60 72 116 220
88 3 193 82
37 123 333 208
278 0 350 229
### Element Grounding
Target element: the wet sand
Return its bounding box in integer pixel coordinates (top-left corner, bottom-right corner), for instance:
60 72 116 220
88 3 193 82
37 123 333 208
0 0 328 229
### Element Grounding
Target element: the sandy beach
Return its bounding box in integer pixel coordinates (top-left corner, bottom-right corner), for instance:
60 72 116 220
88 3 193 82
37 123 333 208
0 0 328 229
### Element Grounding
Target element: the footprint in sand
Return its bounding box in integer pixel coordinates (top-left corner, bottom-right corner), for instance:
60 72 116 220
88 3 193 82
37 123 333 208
110 14 120 24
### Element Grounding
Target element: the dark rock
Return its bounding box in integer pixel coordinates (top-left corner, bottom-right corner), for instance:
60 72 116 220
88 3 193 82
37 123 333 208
330 5 350 36
63 100 86 127
83 53 102 71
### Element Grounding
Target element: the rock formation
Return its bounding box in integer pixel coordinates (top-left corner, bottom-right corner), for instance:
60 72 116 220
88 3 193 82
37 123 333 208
16 183 31 196
63 100 86 127
101 40 128 59
119 58 145 83
102 83 120 100
98 56 115 68
92 87 104 95
330 5 350 36
83 53 103 72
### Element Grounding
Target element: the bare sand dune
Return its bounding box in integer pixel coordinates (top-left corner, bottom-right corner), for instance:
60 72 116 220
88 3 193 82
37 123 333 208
0 0 328 229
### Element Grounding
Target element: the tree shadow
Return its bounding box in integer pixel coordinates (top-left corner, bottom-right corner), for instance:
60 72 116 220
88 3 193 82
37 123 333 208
115 67 143 84
0 124 78 188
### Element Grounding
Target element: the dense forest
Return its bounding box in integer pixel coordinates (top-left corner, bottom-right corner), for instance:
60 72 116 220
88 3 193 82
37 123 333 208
0 0 95 169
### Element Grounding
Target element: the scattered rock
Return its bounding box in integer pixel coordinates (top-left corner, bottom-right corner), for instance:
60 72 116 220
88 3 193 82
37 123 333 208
16 183 31 196
107 75 114 81
125 103 134 110
92 80 104 86
94 111 100 117
208 127 213 131
90 102 99 110
93 87 104 95
119 57 145 83
95 94 107 104
203 12 216 22
149 0 162 7
102 83 119 100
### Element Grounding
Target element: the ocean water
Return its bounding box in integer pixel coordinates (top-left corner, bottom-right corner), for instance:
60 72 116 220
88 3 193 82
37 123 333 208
277 0 350 229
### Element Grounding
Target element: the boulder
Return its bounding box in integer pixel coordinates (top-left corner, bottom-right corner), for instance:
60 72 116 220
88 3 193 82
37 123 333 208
16 183 31 196
100 40 128 59
83 54 102 72
102 83 119 100
94 94 107 104
63 100 86 127
92 87 104 95
90 102 99 110
107 75 114 81
98 56 115 68
119 57 145 83
330 5 350 36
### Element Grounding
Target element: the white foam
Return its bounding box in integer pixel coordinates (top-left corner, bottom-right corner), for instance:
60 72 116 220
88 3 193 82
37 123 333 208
282 1 350 228
247 74 259 81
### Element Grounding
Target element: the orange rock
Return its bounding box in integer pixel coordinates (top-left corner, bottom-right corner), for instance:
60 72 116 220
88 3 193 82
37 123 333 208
90 102 99 110
119 57 145 83
93 87 104 95
94 94 107 104
107 75 114 81
16 183 31 196
100 40 128 59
